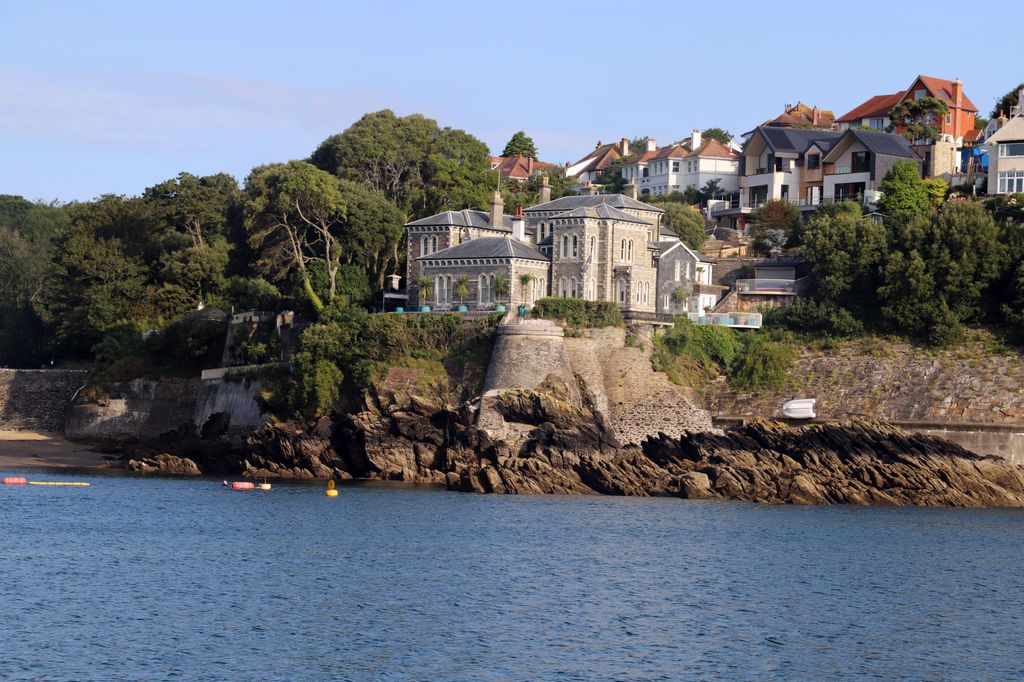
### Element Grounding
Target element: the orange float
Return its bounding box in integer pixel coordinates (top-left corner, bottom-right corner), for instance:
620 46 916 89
231 481 255 490
2 477 28 485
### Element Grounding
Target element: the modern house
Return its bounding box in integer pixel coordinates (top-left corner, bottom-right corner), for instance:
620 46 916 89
618 129 740 197
985 90 1024 195
708 126 917 228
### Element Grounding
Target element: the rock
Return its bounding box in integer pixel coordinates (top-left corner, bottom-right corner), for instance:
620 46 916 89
679 471 713 499
126 453 201 476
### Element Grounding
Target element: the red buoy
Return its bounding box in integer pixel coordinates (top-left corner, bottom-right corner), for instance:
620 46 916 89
231 481 255 490
2 477 28 485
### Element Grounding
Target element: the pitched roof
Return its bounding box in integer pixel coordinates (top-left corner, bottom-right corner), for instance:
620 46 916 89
550 204 653 225
764 102 836 129
625 138 738 165
916 75 977 112
836 92 904 123
688 138 737 159
416 237 549 262
756 126 843 154
567 141 624 175
843 129 915 157
985 116 1024 145
525 193 665 214
490 155 558 180
963 128 983 144
405 209 513 231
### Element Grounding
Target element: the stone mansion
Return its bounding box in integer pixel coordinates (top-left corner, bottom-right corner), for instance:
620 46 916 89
404 182 718 316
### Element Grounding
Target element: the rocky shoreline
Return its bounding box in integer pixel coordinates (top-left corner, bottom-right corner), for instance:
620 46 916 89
102 383 1024 507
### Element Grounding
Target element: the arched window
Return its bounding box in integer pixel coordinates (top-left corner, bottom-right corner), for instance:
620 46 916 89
590 235 596 259
479 274 490 304
620 239 626 261
561 236 569 258
627 240 634 261
588 278 595 301
434 276 442 304
570 278 578 298
617 280 626 303
643 281 650 304
558 278 566 297
432 236 438 253
539 278 546 298
571 235 578 258
540 223 546 240
674 261 680 281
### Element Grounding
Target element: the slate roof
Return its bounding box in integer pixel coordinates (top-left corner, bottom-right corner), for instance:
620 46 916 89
525 193 665 214
755 126 843 154
405 209 513 231
843 129 914 157
550 204 653 225
416 237 549 262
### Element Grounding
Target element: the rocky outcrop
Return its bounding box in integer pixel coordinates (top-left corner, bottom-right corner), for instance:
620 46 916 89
126 453 202 476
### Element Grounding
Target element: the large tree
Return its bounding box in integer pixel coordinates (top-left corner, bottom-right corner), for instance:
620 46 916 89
701 128 732 145
887 96 950 142
501 131 537 159
659 203 706 249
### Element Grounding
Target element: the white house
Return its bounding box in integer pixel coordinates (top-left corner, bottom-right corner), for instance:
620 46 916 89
985 90 1024 196
619 130 739 197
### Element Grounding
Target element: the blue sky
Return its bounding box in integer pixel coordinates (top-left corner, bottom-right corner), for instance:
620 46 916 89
1 0 1018 202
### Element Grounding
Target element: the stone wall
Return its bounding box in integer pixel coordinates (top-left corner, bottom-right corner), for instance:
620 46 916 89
193 375 267 440
65 378 198 442
705 340 1024 425
0 369 89 432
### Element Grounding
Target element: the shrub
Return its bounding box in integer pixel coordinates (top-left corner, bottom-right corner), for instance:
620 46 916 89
532 297 624 328
767 301 864 337
728 334 796 392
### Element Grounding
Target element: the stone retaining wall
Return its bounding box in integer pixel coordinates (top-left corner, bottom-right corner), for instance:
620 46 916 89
65 378 198 442
0 369 89 432
706 340 1024 425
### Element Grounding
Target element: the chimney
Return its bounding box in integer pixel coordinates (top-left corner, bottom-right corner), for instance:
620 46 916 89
646 138 657 152
690 128 701 150
538 175 551 204
952 79 963 108
490 190 503 228
511 206 526 242
812 106 819 126
625 179 638 200
620 137 630 157
1013 89 1024 118
582 181 597 196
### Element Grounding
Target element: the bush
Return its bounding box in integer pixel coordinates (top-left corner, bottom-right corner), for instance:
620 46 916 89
532 298 624 328
728 334 795 392
767 301 864 337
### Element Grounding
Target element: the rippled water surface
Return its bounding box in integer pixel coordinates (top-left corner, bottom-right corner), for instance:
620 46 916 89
2 470 1023 681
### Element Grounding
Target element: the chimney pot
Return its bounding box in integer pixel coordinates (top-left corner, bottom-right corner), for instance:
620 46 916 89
646 138 657 152
691 128 702 150
511 207 526 242
538 175 551 204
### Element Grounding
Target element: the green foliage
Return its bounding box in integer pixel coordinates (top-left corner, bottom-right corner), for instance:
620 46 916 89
922 178 949 209
887 96 950 142
701 128 732 145
991 83 1024 119
221 276 282 311
652 317 793 391
877 161 930 218
767 300 864 337
659 203 706 249
750 199 800 254
501 131 538 159
454 274 471 305
532 297 624 328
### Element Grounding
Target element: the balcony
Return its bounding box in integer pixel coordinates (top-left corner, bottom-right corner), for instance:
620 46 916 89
734 278 806 295
687 311 762 329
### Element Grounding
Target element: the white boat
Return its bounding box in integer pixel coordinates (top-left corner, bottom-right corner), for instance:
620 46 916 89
782 398 816 419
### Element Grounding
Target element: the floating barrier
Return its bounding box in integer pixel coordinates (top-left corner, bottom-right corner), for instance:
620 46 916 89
231 481 255 491
325 479 338 497
27 481 90 487
2 477 28 485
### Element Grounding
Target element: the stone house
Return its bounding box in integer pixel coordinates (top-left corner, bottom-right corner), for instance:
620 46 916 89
405 191 724 314
653 241 719 315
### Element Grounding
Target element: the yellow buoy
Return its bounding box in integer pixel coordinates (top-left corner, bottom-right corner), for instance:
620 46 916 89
28 481 90 486
325 479 338 497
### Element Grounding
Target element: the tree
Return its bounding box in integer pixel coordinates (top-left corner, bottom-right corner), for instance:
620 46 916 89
516 273 532 305
699 179 726 202
877 160 930 218
416 276 433 305
143 172 240 248
420 128 496 216
922 178 949 210
494 275 510 304
701 128 732 145
454 274 470 306
887 96 950 142
501 131 537 159
991 83 1024 119
749 199 800 255
244 161 349 312
660 203 706 249
878 250 962 345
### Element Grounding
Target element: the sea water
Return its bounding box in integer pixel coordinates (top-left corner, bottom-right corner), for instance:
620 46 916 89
2 472 1022 680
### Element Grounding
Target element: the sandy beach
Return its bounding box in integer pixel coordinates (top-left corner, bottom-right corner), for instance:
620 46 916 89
0 430 113 471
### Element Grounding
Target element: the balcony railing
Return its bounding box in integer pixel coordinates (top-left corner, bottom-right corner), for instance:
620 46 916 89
735 278 803 295
686 312 762 329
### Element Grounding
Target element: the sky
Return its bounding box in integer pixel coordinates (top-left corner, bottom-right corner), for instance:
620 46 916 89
1 0 1019 202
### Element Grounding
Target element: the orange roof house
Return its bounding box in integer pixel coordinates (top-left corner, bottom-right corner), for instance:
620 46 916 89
764 102 836 130
837 75 978 144
490 155 559 181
